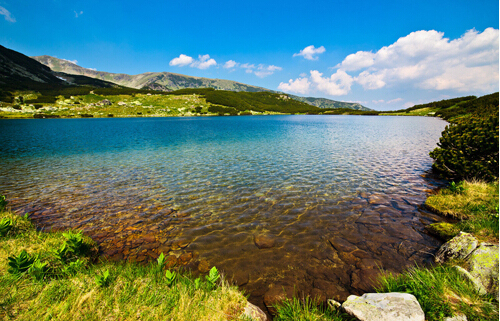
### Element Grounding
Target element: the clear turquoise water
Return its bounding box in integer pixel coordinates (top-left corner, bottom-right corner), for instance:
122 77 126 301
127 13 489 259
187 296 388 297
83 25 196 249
0 115 449 303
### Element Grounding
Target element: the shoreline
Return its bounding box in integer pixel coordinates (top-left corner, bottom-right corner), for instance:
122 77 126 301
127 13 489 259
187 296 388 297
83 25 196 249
1 179 497 320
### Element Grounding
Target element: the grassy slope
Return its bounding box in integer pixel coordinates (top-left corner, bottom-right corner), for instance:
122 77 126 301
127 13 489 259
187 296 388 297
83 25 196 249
425 181 499 243
1 87 381 118
1 88 330 118
381 93 498 122
0 211 251 321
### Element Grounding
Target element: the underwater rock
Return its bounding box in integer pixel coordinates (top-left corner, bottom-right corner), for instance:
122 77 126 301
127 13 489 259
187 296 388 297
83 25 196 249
254 234 275 249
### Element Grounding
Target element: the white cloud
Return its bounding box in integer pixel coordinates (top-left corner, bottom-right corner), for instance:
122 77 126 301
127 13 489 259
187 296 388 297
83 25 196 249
223 60 238 69
309 70 353 96
266 65 282 72
387 98 403 104
169 54 194 67
254 64 283 78
278 78 311 95
293 45 326 60
74 10 83 18
170 54 217 69
284 28 499 98
241 63 255 70
355 70 386 89
191 54 217 69
226 62 281 77
0 6 15 22
337 51 375 71
343 28 499 92
277 69 353 96
61 58 78 65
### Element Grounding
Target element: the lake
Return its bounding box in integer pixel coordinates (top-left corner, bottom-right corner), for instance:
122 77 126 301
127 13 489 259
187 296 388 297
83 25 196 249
0 115 449 306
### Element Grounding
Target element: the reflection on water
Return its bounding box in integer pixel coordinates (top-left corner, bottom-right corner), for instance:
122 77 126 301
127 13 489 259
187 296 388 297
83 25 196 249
0 115 448 308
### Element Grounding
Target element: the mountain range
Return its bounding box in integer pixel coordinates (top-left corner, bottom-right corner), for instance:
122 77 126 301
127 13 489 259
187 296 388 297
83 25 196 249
0 45 118 91
32 55 369 111
0 44 368 111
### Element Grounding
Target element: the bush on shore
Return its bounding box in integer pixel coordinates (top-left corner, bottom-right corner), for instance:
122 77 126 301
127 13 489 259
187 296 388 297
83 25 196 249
430 114 499 182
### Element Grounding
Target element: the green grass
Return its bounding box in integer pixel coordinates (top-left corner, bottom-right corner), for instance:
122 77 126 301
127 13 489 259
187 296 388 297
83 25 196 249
376 265 498 321
0 211 251 321
1 183 498 320
273 297 354 321
425 180 499 242
381 107 438 117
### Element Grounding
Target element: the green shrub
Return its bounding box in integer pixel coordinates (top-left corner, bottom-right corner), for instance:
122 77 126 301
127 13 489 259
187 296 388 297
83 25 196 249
165 270 177 286
0 195 7 211
0 217 13 236
448 181 466 195
53 243 72 263
25 95 57 104
430 114 499 182
62 258 85 276
8 250 37 275
205 266 220 289
28 259 49 280
95 269 111 287
62 230 85 254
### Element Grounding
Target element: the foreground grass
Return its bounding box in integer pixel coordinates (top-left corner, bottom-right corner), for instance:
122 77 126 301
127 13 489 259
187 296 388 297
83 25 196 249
425 180 499 242
377 265 498 321
273 297 354 321
0 211 249 321
2 179 498 321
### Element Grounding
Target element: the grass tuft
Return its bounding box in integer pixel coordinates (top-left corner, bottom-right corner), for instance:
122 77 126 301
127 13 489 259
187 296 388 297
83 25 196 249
376 265 498 321
425 180 499 242
273 296 354 321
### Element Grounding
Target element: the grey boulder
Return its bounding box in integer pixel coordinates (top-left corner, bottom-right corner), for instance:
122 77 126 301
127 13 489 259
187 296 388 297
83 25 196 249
434 232 478 264
342 292 425 321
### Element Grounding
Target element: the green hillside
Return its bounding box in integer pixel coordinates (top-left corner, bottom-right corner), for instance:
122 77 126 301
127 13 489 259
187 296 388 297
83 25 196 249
32 55 370 111
290 95 368 110
381 93 499 121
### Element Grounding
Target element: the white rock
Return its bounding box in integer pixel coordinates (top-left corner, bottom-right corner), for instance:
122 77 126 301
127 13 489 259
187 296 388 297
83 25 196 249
444 314 467 321
342 292 425 321
242 301 267 321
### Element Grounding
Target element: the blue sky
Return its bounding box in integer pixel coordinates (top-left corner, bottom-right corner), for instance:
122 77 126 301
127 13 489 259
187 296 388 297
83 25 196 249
0 0 498 110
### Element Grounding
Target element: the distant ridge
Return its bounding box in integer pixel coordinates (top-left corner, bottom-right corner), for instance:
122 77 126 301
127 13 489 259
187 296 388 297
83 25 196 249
32 55 271 92
0 45 119 91
32 55 371 111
